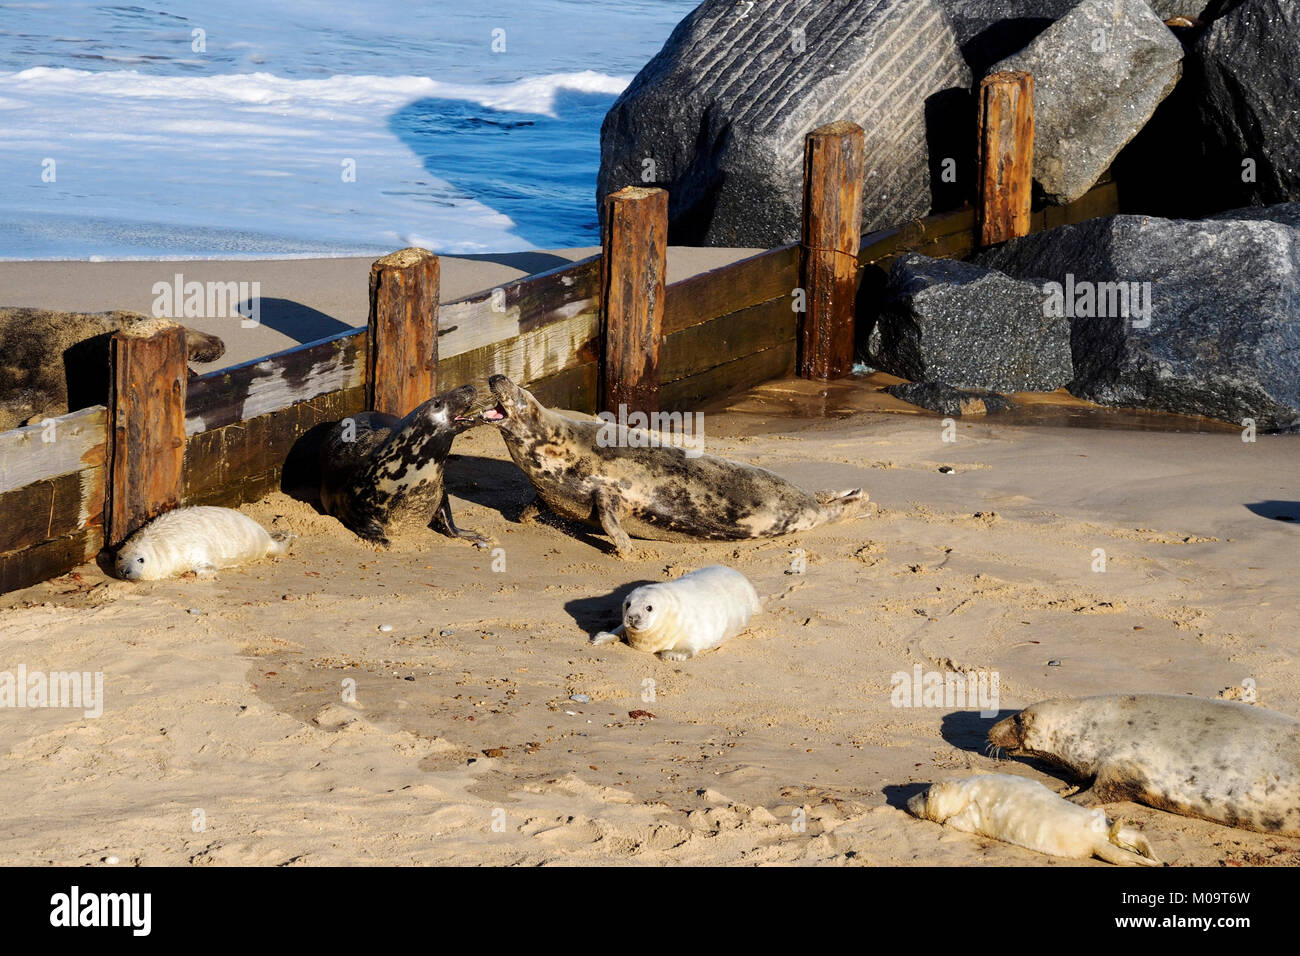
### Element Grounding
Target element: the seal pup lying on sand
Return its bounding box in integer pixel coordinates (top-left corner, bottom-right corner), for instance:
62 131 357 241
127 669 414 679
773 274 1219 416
907 773 1161 866
480 375 868 556
989 694 1300 837
590 565 760 661
319 384 485 547
114 506 293 580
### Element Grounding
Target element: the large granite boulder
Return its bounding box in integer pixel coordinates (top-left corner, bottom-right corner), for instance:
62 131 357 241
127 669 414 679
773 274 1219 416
598 0 972 247
973 215 1300 430
936 0 1074 74
1193 0 1300 206
988 0 1183 204
869 253 1071 391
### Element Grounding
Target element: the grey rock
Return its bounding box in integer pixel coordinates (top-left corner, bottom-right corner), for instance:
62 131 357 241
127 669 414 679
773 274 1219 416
598 0 971 247
871 253 1072 391
1209 202 1300 230
989 0 1184 204
1195 0 1300 205
972 214 1300 430
936 0 1074 74
885 380 1015 415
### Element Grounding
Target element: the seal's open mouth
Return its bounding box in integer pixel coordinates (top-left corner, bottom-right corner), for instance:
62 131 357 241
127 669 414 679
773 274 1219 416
480 403 508 423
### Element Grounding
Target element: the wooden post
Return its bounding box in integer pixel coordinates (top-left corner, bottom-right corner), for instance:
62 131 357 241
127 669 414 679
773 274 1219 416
800 120 865 381
601 186 668 415
106 322 187 546
368 247 439 416
977 70 1034 247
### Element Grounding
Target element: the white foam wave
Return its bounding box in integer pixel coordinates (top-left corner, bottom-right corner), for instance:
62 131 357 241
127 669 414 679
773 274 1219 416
1 66 630 118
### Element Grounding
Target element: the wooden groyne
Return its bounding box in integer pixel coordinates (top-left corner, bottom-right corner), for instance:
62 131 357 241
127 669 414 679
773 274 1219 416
0 82 1120 595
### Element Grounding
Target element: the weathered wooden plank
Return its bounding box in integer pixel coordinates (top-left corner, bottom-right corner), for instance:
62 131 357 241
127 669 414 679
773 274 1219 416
437 309 600 394
663 245 800 335
661 296 796 384
107 324 187 546
0 406 107 494
183 386 365 508
857 179 1120 270
368 247 439 416
601 186 668 414
527 362 599 414
184 328 366 436
0 526 102 596
801 121 866 380
661 342 797 413
977 70 1035 247
0 467 104 556
438 255 601 360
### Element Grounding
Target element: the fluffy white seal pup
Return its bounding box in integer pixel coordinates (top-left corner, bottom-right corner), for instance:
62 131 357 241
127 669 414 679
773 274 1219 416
590 565 760 661
907 773 1161 866
114 506 294 580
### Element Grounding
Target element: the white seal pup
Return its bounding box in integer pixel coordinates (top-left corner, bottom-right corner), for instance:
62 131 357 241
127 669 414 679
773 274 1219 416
590 565 760 661
114 506 294 580
989 694 1300 836
480 375 869 557
907 774 1161 866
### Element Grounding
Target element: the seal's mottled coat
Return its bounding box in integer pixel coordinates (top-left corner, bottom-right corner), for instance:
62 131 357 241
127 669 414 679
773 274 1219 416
481 375 868 556
989 694 1300 836
319 384 483 546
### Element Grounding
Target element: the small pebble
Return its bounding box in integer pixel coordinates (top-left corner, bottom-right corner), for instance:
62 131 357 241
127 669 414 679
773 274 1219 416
378 624 393 632
105 856 119 865
440 629 454 637
1047 659 1062 667
187 608 201 616
565 710 577 716
938 466 955 474
570 693 591 703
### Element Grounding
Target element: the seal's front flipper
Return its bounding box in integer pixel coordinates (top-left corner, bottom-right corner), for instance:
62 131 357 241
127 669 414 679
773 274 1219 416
268 531 296 556
590 624 624 646
659 648 695 662
518 495 544 525
434 492 490 548
594 490 635 558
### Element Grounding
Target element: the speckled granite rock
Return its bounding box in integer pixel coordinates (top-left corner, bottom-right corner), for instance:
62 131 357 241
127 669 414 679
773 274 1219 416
972 214 1300 430
869 253 1071 391
885 380 1015 415
598 0 971 247
988 0 1184 204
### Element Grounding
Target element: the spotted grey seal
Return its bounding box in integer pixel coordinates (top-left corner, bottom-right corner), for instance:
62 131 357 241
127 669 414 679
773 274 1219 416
480 375 868 556
988 694 1300 837
319 384 485 547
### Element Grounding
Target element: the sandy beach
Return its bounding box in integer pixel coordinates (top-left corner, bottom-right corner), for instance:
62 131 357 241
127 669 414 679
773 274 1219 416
1 365 1296 866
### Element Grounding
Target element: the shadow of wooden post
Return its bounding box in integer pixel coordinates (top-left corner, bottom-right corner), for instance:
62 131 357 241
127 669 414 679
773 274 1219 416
368 247 439 417
800 120 865 380
601 186 668 416
106 323 187 546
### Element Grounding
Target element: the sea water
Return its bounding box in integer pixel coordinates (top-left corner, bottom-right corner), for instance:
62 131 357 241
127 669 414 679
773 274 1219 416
0 0 697 259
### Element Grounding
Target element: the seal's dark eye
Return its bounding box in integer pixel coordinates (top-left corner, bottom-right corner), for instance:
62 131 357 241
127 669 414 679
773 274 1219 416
137 557 145 564
645 605 653 613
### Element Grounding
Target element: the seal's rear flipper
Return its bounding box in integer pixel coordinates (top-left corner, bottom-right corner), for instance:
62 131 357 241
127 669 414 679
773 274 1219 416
815 487 870 523
1099 820 1163 867
268 532 296 556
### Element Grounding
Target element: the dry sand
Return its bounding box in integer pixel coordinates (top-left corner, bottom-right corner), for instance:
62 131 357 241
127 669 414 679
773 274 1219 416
0 247 760 370
2 375 1297 866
